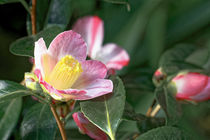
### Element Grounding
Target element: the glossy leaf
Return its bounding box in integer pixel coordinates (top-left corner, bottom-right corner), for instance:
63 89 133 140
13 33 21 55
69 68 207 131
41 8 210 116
10 25 62 57
0 80 29 102
0 98 22 140
21 103 57 140
80 76 126 140
136 126 185 140
45 0 73 29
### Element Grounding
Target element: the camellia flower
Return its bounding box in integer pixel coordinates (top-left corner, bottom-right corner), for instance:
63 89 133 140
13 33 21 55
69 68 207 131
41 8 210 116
73 112 107 140
25 30 113 101
73 16 129 71
170 72 210 102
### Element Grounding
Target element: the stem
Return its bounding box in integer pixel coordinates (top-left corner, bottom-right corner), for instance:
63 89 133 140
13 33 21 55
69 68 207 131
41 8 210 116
146 100 156 116
20 0 31 14
50 104 67 140
31 0 36 35
151 104 161 117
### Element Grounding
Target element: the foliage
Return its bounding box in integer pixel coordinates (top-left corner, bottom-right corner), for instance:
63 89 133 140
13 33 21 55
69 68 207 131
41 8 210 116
0 0 210 140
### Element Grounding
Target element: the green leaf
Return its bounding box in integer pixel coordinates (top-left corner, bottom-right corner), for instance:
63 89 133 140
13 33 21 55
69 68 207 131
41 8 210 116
167 0 210 45
0 0 20 4
0 98 22 140
21 103 57 140
155 86 181 125
159 44 202 75
123 103 165 133
136 126 186 140
0 80 29 102
45 0 73 29
145 4 167 68
102 0 130 11
10 25 63 57
80 76 126 140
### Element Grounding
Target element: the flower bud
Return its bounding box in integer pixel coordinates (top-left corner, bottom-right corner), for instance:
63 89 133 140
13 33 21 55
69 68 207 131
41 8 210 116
153 68 167 87
171 72 210 102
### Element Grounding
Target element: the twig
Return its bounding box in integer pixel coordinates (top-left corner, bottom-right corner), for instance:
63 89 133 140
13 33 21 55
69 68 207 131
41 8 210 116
151 104 161 117
146 100 156 116
31 0 36 35
50 104 67 140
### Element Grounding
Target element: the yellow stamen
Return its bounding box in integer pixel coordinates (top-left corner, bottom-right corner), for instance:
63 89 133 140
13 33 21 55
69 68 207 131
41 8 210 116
45 55 83 90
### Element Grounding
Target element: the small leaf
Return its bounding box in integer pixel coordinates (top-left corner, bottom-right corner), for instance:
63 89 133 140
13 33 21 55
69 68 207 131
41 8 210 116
45 0 73 29
10 25 63 57
80 76 126 140
21 103 57 140
0 98 22 140
136 126 186 140
0 80 29 102
102 0 130 11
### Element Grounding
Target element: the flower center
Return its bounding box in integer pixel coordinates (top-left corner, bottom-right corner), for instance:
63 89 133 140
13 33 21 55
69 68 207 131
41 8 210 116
45 55 83 90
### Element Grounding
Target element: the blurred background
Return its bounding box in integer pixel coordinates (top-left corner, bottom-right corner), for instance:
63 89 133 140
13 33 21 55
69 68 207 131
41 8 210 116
1 0 210 139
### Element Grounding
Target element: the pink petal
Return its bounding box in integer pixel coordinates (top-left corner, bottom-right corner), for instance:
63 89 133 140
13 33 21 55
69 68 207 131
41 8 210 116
34 68 112 101
190 77 210 101
97 44 129 70
34 38 48 76
172 72 208 100
48 30 87 62
72 60 107 89
73 112 107 140
73 16 104 58
71 79 113 100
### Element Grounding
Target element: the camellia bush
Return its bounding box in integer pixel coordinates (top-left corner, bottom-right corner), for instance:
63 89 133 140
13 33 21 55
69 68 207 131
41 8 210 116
1 0 210 140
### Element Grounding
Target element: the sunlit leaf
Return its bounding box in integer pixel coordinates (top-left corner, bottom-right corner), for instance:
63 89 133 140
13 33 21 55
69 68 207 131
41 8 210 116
80 76 126 140
21 103 57 140
0 80 29 102
0 98 22 140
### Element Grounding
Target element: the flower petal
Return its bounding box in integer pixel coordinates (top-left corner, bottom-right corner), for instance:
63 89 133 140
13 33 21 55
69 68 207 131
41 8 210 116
73 16 104 58
71 79 113 100
34 38 47 76
34 68 112 101
172 72 208 100
73 112 108 140
48 30 87 62
190 77 210 101
72 60 107 89
96 43 129 70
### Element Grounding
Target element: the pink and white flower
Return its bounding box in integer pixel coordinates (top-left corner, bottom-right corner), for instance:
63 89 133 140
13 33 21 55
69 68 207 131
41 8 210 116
25 30 113 101
171 72 210 102
73 16 129 71
73 112 107 140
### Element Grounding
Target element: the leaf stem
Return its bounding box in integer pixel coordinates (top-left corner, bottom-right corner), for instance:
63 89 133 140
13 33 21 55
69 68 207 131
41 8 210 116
50 104 67 140
31 0 36 35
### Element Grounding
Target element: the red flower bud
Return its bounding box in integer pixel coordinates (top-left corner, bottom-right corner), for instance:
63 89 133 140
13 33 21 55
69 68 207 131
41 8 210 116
171 72 210 102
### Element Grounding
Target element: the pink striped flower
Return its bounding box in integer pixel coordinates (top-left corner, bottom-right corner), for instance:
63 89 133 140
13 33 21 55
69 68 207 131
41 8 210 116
73 112 107 140
25 30 113 101
73 16 129 71
171 72 210 102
